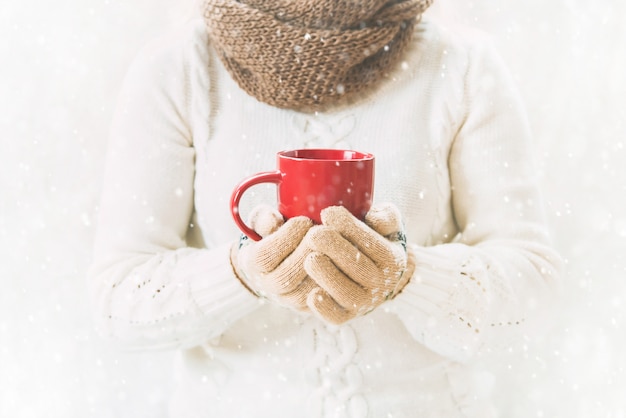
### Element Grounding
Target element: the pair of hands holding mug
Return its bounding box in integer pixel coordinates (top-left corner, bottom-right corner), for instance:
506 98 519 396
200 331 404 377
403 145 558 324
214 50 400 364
230 203 415 325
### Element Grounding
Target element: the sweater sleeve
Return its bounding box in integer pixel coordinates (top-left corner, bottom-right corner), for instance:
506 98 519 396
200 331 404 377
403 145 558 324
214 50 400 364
388 40 563 363
88 23 259 351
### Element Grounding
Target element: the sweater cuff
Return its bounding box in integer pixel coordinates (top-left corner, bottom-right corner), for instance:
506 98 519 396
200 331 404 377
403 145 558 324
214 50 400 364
185 243 261 329
389 243 489 361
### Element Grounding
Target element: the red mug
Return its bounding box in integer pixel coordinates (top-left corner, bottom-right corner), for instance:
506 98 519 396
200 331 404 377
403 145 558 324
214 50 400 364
230 149 375 241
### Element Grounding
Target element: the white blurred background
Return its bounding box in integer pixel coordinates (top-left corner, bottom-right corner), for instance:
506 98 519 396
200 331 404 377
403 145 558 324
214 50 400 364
1 1 624 417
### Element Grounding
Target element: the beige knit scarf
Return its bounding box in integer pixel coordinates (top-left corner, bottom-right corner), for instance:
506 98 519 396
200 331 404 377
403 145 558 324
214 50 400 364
204 0 433 112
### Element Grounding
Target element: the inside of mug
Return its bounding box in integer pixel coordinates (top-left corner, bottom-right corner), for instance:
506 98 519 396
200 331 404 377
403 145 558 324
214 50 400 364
281 149 373 161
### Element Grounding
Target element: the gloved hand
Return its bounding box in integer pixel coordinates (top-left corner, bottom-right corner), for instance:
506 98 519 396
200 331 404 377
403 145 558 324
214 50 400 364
303 203 415 324
230 205 318 310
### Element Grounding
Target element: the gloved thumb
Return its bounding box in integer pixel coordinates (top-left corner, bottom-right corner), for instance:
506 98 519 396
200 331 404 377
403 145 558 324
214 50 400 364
364 202 403 237
248 205 285 238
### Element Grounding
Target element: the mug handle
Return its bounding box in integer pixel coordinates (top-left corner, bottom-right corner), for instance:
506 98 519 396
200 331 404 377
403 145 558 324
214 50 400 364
230 171 283 241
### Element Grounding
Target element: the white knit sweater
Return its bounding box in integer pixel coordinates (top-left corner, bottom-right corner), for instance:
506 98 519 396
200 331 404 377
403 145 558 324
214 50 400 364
90 17 561 418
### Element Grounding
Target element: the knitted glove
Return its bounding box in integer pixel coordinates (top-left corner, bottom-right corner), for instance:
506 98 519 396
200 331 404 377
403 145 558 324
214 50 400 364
230 205 318 310
304 204 415 324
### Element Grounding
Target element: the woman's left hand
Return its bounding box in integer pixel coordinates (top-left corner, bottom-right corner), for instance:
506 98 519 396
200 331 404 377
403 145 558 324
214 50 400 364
304 204 415 324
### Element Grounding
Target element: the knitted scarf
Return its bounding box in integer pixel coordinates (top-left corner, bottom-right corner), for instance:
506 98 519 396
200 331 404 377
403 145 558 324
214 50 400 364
204 0 433 112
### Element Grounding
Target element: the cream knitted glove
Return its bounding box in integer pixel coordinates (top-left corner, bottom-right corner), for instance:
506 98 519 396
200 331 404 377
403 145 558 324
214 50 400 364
231 205 318 310
304 204 415 324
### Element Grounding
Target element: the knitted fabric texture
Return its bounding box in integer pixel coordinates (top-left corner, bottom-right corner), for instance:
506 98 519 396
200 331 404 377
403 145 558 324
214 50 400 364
203 0 433 112
304 205 413 324
233 207 317 310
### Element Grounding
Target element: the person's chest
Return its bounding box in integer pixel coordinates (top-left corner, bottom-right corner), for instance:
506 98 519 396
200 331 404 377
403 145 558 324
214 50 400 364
192 57 461 247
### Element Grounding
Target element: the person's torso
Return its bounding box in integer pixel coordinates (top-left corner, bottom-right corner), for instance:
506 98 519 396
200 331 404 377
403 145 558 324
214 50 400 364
171 19 493 418
192 21 467 250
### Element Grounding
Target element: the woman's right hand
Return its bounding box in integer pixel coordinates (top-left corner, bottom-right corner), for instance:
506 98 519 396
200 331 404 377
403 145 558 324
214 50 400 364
230 205 317 311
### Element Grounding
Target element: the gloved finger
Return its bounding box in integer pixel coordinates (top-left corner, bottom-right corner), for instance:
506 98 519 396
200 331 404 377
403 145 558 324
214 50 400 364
305 226 386 290
364 202 403 237
277 277 317 310
320 206 406 272
304 252 370 311
320 206 403 264
248 204 285 238
261 241 313 294
252 215 313 273
307 287 355 325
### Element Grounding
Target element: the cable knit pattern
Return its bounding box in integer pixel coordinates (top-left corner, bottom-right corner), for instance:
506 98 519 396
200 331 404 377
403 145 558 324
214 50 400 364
307 324 367 418
291 113 356 150
89 17 562 417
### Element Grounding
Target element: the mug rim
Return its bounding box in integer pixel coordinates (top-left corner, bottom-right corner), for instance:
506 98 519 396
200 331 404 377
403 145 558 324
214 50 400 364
278 148 374 162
